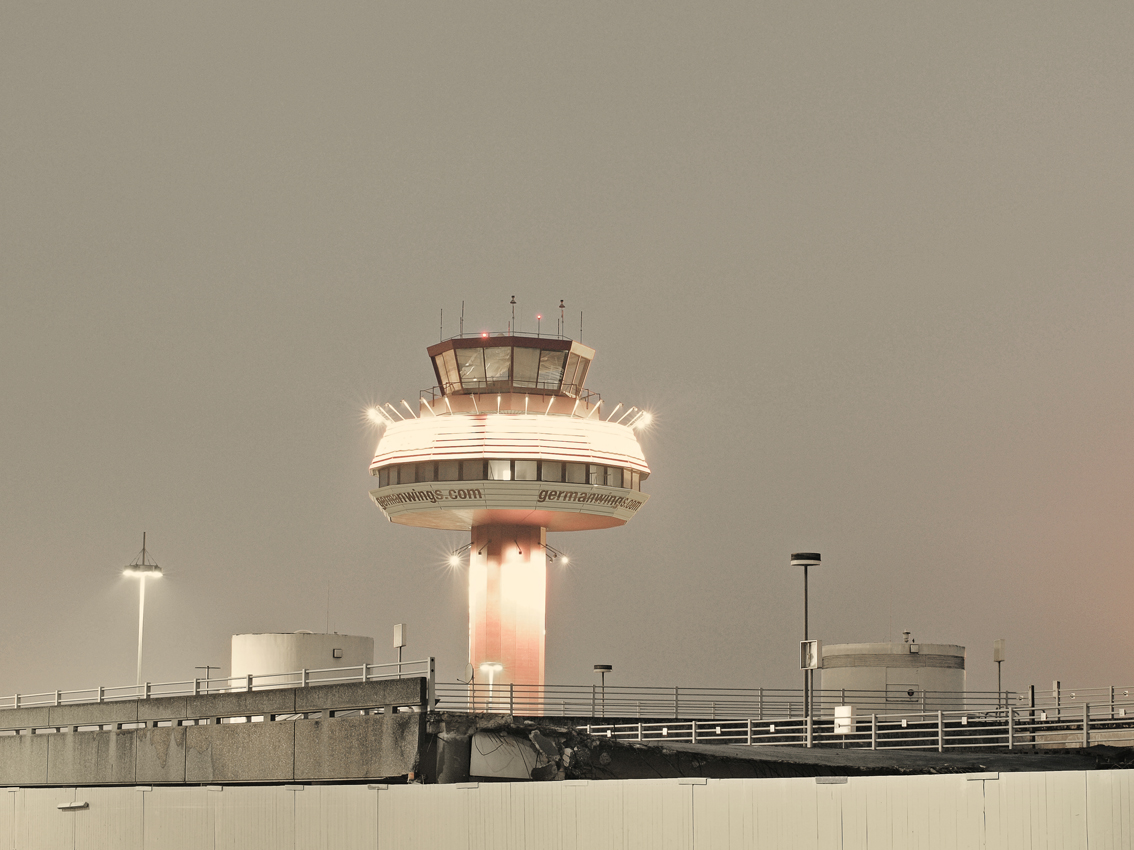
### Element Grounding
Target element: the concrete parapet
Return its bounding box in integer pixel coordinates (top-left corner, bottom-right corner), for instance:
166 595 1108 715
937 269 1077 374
49 700 138 729
0 734 49 784
296 678 425 713
0 706 50 731
186 721 296 783
295 712 422 780
136 727 187 783
138 696 188 723
46 729 136 785
185 688 296 720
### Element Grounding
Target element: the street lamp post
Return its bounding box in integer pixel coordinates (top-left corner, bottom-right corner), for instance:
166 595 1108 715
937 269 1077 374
594 665 612 716
123 533 162 688
993 639 1006 709
791 553 822 718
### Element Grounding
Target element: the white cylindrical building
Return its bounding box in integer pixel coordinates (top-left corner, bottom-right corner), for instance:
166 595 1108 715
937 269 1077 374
231 632 375 682
819 641 966 715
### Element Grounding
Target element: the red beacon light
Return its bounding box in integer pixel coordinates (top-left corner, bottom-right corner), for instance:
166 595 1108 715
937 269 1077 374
481 332 488 338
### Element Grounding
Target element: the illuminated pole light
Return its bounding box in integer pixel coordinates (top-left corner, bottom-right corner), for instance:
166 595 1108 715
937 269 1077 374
367 325 651 701
123 533 163 687
480 662 503 712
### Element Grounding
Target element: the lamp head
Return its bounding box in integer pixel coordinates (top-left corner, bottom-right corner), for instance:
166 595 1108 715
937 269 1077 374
790 552 821 567
124 564 162 578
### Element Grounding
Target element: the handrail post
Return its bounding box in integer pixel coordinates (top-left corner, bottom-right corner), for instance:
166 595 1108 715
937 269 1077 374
674 686 679 719
1083 703 1090 747
638 722 643 742
1111 686 1116 720
96 686 103 704
427 657 436 709
194 679 200 696
145 682 151 700
871 713 877 749
937 711 944 752
746 718 752 746
1008 706 1014 750
246 674 252 693
362 664 368 683
691 720 697 744
13 694 19 710
54 691 60 707
509 683 514 716
301 669 308 689
591 684 596 717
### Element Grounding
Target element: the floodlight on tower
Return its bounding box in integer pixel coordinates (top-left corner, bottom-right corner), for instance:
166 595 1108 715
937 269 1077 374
367 305 651 696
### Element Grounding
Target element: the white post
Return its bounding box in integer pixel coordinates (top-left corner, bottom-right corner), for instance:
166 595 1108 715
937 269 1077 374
136 576 146 686
806 716 813 748
1083 703 1090 747
746 718 752 746
937 711 944 752
871 713 877 749
1008 707 1014 750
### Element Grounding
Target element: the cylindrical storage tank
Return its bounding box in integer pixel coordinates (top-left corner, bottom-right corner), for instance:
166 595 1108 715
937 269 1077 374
819 641 965 716
231 632 374 685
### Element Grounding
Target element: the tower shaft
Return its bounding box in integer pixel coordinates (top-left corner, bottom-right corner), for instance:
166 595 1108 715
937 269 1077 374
468 525 546 688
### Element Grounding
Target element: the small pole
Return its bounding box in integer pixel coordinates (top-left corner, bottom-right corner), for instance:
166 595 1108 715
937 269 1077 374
1083 703 1090 748
871 714 877 749
1008 705 1014 750
938 711 944 753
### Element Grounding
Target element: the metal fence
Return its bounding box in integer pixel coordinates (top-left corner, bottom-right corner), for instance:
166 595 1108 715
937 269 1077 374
580 697 1134 751
0 659 434 710
433 682 1017 719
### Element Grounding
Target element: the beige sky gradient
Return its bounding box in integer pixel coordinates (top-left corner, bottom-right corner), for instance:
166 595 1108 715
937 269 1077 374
2 4 1133 697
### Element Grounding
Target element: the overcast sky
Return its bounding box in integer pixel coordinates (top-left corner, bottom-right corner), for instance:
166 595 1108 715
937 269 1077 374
3 4 1132 701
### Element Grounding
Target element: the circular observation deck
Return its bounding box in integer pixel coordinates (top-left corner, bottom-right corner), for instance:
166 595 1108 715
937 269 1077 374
368 335 650 531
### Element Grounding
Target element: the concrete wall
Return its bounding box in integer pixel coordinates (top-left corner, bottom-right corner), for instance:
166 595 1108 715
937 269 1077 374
0 678 425 787
0 771 1129 849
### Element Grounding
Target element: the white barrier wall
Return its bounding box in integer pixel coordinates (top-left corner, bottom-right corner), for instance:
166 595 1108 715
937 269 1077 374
230 632 374 680
1 770 1130 849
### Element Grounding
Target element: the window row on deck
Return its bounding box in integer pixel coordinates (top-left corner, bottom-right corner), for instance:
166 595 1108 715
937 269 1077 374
374 459 645 490
434 346 591 396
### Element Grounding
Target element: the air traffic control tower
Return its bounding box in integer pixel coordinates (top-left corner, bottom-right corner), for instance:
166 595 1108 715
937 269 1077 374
368 331 651 689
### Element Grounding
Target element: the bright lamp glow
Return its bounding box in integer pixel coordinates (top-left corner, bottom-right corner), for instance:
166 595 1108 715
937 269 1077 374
448 553 461 567
367 407 386 425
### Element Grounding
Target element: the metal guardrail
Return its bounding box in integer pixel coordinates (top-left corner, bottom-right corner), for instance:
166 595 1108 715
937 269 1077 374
0 659 435 711
433 683 1016 719
580 699 1134 752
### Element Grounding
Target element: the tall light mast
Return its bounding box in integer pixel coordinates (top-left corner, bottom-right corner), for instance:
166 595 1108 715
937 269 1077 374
367 326 651 689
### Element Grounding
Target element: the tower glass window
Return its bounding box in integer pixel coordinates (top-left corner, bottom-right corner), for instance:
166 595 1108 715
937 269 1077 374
537 350 567 389
488 460 511 480
483 348 511 385
514 460 537 480
456 349 486 387
513 347 540 388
